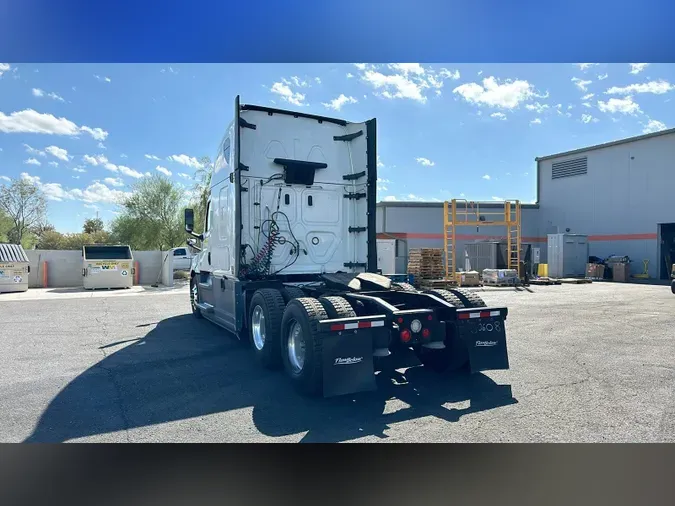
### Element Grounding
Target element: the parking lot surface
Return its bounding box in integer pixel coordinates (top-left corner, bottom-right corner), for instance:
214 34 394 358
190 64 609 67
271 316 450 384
1 282 673 442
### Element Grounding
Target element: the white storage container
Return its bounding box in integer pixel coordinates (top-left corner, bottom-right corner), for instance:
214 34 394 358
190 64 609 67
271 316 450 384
547 234 589 278
0 243 30 293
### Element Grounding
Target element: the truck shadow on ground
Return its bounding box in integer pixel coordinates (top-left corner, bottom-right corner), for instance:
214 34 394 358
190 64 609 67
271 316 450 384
24 315 517 443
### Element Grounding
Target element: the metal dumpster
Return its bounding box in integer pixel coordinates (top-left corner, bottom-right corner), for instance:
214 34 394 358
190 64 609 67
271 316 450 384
82 244 134 290
0 243 30 293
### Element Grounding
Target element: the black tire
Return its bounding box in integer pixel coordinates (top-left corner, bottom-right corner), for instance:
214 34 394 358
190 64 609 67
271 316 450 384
671 279 675 295
394 282 417 292
281 285 306 304
318 296 356 319
417 289 469 373
249 288 286 369
449 287 487 308
190 276 203 319
280 297 328 396
423 289 466 308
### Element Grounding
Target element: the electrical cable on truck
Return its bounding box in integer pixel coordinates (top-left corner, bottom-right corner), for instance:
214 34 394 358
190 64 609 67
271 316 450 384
183 96 512 398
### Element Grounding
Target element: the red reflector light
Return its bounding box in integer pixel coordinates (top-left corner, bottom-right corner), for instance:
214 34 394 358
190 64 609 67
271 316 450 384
358 321 370 329
422 328 431 338
427 314 433 321
397 317 404 324
330 324 345 331
400 329 411 342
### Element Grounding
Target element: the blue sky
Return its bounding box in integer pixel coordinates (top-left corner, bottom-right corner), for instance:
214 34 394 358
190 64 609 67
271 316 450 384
0 62 673 233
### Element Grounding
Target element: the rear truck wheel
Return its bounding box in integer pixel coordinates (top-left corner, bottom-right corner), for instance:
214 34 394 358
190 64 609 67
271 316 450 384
671 279 675 294
190 276 203 319
448 287 487 308
281 285 306 304
416 289 470 373
423 289 466 308
393 282 417 292
249 289 286 369
318 296 356 319
280 297 328 396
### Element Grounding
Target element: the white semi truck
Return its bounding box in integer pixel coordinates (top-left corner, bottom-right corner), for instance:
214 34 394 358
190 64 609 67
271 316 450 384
184 96 510 397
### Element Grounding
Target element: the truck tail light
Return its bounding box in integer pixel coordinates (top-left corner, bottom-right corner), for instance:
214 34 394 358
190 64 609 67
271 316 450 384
422 328 431 339
400 329 411 342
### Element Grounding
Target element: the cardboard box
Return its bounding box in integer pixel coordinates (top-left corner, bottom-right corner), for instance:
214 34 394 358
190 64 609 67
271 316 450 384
586 263 605 279
460 271 481 286
612 263 630 282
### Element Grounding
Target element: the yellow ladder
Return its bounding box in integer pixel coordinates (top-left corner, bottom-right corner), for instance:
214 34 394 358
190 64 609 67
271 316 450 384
506 200 521 272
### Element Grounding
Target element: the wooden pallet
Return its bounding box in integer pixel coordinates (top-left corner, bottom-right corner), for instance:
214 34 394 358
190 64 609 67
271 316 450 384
482 278 520 287
418 278 458 289
529 278 561 285
556 278 592 284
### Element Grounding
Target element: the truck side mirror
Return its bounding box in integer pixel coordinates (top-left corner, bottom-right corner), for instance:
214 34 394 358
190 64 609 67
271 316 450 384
184 208 194 232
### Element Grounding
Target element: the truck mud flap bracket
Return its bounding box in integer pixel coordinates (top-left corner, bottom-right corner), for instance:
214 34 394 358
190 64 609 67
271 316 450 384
455 308 510 373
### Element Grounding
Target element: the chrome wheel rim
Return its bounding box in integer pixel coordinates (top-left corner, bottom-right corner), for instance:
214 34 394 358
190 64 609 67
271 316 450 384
287 320 306 373
251 305 266 351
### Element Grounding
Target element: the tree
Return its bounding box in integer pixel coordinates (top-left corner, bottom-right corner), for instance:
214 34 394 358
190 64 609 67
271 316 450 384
190 156 213 234
83 217 104 234
0 178 48 245
111 174 185 250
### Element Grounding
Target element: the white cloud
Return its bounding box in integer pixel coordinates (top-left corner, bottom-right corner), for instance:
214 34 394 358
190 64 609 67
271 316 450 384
530 118 542 125
571 77 592 91
581 114 599 123
20 173 79 202
453 76 535 109
322 94 358 111
155 165 172 176
73 167 87 173
94 75 112 83
161 67 178 74
145 154 161 160
83 154 108 166
178 172 192 180
47 92 64 102
377 177 391 183
75 182 130 204
491 112 507 120
416 157 435 166
24 158 41 166
0 109 108 140
346 73 354 79
582 102 592 108
597 96 641 115
84 204 99 210
270 81 306 106
382 195 397 202
482 174 491 180
582 93 594 100
358 64 460 103
23 143 46 157
0 175 10 182
642 119 667 134
605 80 674 95
377 155 384 168
597 73 608 80
491 196 504 201
629 63 649 74
120 153 128 158
525 102 549 114
388 63 425 75
48 161 59 167
45 145 69 161
104 177 125 187
116 165 144 179
438 68 461 80
168 154 202 169
97 142 106 150
32 88 44 97
575 63 598 71
314 77 321 84
288 76 309 88
354 63 367 71
0 63 10 77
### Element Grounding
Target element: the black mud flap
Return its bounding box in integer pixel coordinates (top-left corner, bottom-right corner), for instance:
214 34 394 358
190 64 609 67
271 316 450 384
455 310 510 373
322 331 377 398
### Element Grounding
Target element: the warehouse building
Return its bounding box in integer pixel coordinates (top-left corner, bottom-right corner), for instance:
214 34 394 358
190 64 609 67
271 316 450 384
377 127 675 280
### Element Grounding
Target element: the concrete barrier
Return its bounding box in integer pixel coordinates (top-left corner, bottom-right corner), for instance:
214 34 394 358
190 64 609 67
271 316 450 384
25 249 174 288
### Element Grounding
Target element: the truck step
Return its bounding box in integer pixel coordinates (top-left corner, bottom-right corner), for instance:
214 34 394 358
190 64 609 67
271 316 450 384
195 302 215 313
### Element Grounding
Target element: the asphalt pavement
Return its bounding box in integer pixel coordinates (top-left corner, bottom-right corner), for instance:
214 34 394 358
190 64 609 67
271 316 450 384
1 282 673 442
